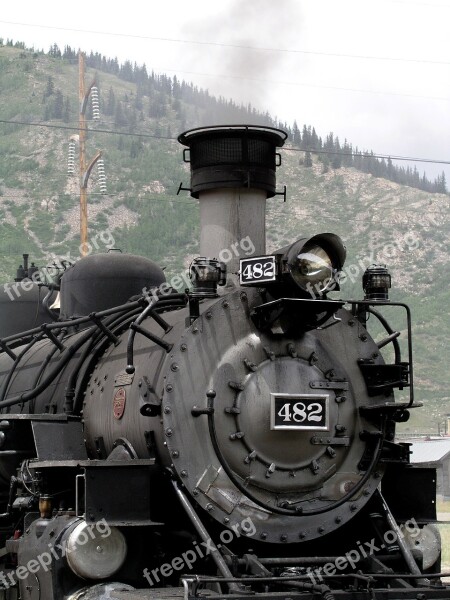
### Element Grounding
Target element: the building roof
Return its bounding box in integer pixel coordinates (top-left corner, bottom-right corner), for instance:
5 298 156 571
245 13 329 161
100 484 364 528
409 439 450 464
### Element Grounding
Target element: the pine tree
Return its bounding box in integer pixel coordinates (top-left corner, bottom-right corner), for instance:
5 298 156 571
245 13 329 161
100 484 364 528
331 137 342 169
114 102 127 126
434 172 447 194
106 87 116 116
53 90 64 119
304 151 313 167
63 97 70 123
44 76 54 99
292 121 301 146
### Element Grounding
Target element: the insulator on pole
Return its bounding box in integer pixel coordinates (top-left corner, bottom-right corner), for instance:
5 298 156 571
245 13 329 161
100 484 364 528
97 158 107 194
91 86 100 121
67 140 76 174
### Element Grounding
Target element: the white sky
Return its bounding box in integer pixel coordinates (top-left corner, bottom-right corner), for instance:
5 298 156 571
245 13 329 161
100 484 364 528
0 0 449 182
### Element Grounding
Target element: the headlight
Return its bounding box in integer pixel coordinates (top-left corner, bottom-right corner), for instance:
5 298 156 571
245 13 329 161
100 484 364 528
283 233 346 296
238 232 346 297
288 244 333 289
362 264 391 300
65 521 127 580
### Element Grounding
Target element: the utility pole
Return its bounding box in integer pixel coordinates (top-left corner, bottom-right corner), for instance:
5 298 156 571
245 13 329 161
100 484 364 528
78 52 103 256
79 52 88 256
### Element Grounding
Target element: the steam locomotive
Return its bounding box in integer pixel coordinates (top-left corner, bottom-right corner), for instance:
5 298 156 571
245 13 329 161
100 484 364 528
0 126 446 600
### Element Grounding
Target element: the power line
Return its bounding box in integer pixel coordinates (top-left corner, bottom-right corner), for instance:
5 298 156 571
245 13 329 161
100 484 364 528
388 0 450 7
145 66 450 103
0 118 449 167
0 191 199 205
285 147 450 166
8 46 448 104
0 118 175 140
0 19 449 66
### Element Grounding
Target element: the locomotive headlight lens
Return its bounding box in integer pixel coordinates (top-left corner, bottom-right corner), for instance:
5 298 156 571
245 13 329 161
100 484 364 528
291 245 333 287
284 233 346 295
65 521 127 580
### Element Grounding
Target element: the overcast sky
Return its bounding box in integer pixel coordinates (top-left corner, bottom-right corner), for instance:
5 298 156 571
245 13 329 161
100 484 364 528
1 0 449 182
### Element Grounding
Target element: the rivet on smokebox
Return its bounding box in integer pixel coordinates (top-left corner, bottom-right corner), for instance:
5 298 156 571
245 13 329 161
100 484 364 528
171 363 179 372
166 384 173 392
205 312 212 320
165 428 173 437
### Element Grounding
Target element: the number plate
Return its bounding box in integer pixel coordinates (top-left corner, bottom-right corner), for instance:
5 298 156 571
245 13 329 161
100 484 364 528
270 394 329 431
239 255 276 285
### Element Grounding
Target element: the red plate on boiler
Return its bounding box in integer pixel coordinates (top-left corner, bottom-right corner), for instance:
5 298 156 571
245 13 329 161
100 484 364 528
113 387 126 419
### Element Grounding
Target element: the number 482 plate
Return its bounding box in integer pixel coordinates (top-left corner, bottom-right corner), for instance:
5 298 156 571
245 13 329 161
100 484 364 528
240 255 276 285
270 394 329 430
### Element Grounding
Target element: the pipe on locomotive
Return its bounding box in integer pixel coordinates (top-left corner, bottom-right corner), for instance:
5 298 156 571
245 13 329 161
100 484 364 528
178 125 287 287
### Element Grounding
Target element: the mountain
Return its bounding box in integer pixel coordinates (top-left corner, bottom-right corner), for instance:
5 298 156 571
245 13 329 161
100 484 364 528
0 43 448 434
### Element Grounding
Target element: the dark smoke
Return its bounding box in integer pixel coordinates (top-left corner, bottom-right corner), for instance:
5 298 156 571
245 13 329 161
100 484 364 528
181 0 304 113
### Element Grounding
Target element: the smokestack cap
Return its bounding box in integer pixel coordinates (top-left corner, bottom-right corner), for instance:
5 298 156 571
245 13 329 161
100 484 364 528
178 125 287 198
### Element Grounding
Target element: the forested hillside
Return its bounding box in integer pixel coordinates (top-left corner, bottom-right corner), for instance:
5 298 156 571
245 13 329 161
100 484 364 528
0 41 448 433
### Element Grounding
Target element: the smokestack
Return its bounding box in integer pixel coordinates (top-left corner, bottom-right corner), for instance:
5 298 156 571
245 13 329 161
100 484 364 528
178 125 286 286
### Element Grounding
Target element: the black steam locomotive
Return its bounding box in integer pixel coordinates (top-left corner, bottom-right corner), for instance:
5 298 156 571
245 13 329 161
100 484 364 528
0 126 446 600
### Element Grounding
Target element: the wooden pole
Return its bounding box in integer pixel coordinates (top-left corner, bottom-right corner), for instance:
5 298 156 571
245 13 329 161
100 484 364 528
79 52 88 256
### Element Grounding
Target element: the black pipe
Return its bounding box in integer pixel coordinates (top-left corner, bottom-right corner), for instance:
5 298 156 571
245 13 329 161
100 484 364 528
367 307 401 364
172 480 243 594
279 579 335 600
129 323 173 353
0 326 96 410
225 554 413 566
70 307 143 415
71 302 178 414
0 299 144 345
0 333 45 404
42 287 59 321
29 330 66 414
126 294 187 373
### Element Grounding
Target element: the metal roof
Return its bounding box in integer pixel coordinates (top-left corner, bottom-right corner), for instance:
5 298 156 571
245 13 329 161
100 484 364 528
409 439 450 464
